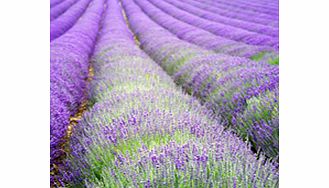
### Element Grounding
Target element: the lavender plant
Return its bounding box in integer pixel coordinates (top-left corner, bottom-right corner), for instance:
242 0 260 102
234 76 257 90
60 0 279 187
237 88 279 158
50 0 92 41
122 0 279 158
50 0 105 185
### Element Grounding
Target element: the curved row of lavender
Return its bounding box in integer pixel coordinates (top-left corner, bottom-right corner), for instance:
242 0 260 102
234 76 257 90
229 0 278 7
192 0 278 21
50 0 105 185
122 0 279 158
218 0 278 12
50 0 92 41
237 88 279 158
50 0 79 21
163 0 278 38
223 0 278 11
51 0 65 8
217 0 277 8
183 0 278 28
146 0 278 49
200 0 278 17
134 0 277 61
60 0 279 186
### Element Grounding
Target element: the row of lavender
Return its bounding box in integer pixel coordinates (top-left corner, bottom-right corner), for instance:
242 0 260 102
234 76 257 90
133 0 277 63
201 0 279 17
59 0 279 187
50 0 79 21
143 0 278 49
187 0 278 28
51 0 65 8
50 0 104 185
122 0 279 158
162 0 278 38
50 0 92 41
190 0 279 28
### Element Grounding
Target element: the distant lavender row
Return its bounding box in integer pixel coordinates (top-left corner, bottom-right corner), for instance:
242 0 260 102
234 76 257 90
164 0 278 38
50 0 79 21
61 0 279 186
232 0 278 6
221 0 277 8
226 0 278 11
183 0 278 28
192 0 278 21
50 0 91 41
215 0 279 12
50 0 104 185
135 0 276 59
146 0 279 49
200 0 278 17
51 0 64 8
123 0 279 158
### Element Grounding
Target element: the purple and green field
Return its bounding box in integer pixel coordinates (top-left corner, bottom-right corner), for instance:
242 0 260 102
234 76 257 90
50 0 279 187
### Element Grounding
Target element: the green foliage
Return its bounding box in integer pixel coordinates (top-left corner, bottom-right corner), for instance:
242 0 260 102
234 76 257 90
269 57 279 65
251 52 279 65
251 51 267 61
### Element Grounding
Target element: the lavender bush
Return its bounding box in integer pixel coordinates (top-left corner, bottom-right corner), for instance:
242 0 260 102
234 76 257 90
237 88 279 158
59 0 279 187
50 0 92 41
122 0 279 158
50 0 104 185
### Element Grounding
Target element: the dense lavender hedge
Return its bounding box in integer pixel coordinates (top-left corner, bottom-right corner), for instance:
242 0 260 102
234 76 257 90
182 0 278 28
163 0 278 38
237 88 279 158
50 0 92 41
50 0 104 185
134 0 277 60
60 0 279 187
50 0 79 21
146 0 279 49
122 0 279 158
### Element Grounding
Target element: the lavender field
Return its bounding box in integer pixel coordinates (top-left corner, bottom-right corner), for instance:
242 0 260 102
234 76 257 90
50 0 279 187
